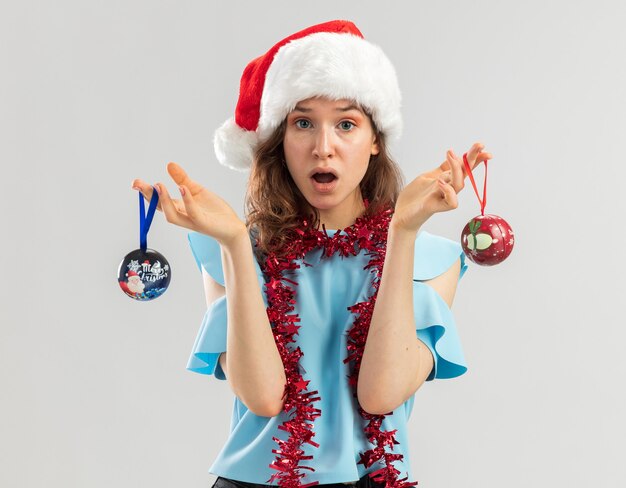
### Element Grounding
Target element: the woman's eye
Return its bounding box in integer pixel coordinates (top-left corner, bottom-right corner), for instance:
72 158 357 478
295 120 311 129
339 121 355 131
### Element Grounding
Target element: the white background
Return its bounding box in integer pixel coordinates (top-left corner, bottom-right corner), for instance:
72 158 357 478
1 1 624 487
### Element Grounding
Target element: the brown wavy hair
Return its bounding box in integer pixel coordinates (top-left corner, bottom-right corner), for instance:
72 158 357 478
244 104 404 262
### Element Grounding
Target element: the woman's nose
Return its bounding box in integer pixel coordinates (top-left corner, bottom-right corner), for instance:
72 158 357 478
312 125 335 159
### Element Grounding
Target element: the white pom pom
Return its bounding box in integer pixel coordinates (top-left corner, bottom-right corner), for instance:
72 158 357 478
213 118 259 172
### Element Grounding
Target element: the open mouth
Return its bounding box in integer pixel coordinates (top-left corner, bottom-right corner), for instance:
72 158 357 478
312 173 337 183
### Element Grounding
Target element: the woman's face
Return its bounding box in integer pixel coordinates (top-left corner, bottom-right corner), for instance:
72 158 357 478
283 96 380 228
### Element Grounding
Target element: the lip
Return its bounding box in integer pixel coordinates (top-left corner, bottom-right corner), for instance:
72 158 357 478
311 177 338 193
309 168 339 193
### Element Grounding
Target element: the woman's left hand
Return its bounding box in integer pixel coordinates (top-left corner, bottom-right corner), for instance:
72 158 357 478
391 142 493 233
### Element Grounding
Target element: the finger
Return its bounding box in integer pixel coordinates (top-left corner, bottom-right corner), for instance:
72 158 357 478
437 178 459 209
131 179 162 212
177 183 200 221
449 149 466 172
155 183 194 229
446 150 464 191
467 142 485 163
468 151 493 172
148 179 188 215
426 145 483 180
475 151 493 165
167 162 203 195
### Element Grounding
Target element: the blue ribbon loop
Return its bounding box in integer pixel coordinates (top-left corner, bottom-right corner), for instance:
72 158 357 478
139 186 159 252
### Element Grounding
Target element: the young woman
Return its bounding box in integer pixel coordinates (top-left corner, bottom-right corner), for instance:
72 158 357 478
132 19 491 488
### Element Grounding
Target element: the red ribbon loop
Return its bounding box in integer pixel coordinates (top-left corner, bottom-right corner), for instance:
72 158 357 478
462 152 488 216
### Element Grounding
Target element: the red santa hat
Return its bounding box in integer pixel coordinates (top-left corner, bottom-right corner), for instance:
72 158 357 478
214 19 403 172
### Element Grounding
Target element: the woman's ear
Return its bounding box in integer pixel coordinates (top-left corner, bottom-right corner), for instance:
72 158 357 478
371 135 380 156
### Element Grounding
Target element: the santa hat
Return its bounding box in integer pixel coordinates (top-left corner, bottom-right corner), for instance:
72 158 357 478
214 19 403 172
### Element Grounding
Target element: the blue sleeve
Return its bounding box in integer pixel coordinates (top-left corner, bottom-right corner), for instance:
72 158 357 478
187 231 225 285
185 231 266 381
186 231 228 380
412 230 469 381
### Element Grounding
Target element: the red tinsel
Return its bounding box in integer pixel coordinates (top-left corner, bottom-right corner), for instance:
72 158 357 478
259 199 419 488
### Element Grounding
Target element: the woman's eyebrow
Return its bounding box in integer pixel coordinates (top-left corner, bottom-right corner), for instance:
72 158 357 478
292 104 362 113
336 104 361 112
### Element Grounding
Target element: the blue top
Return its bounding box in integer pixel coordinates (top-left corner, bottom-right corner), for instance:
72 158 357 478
186 228 469 485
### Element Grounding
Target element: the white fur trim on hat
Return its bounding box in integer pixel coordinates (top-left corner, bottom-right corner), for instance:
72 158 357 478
213 31 402 171
213 117 260 172
258 32 402 144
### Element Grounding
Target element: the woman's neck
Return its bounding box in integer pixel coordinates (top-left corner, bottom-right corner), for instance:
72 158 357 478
316 195 366 230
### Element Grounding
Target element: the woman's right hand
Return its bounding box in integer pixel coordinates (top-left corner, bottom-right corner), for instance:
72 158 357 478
131 162 247 247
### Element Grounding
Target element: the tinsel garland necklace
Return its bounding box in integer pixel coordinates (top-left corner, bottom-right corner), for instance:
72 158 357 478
259 199 418 488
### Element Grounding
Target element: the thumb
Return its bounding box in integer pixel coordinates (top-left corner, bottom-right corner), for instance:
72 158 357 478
167 161 187 185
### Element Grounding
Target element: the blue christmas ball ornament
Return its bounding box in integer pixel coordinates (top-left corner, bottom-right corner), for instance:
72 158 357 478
118 247 171 301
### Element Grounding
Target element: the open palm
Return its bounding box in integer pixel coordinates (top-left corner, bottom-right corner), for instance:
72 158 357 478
131 162 246 246
393 142 493 233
